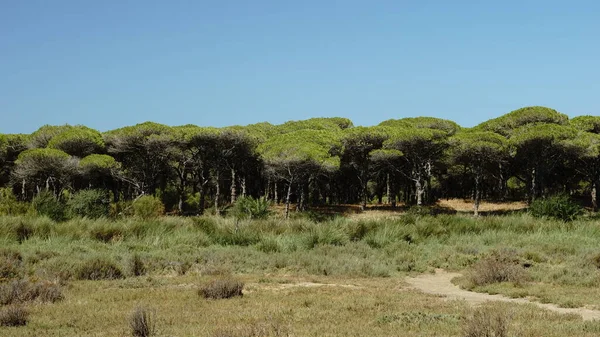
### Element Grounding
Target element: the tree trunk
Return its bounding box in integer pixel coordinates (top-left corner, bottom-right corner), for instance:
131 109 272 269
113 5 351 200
214 170 220 216
285 181 292 219
199 183 206 215
299 184 306 211
241 176 246 198
473 175 481 217
230 168 236 204
360 181 367 211
592 180 598 212
415 180 424 206
386 173 392 207
178 178 186 214
274 181 279 205
530 168 536 203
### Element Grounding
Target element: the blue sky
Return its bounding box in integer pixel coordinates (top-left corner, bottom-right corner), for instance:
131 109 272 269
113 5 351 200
1 1 599 133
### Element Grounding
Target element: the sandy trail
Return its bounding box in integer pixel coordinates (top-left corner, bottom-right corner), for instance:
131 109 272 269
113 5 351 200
405 269 600 321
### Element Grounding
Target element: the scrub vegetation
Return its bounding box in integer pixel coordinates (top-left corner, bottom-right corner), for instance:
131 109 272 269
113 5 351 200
2 107 600 335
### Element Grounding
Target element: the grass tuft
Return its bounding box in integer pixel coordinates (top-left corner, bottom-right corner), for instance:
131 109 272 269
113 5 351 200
463 305 510 337
129 305 156 337
199 277 244 299
0 305 29 327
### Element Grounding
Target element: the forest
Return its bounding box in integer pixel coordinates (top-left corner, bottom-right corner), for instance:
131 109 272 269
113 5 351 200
1 105 600 218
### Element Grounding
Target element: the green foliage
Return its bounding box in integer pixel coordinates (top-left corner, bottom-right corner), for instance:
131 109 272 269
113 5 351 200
67 189 110 219
79 154 119 170
259 129 342 171
29 124 73 148
529 194 583 221
133 195 165 219
478 106 569 136
230 196 270 220
32 191 66 221
0 188 28 216
379 116 460 136
570 115 600 134
275 117 353 134
47 125 105 157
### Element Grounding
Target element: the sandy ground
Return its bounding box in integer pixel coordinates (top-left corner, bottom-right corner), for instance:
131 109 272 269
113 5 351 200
405 269 600 321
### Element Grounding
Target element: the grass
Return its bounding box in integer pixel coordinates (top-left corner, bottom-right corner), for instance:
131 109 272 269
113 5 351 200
2 210 600 335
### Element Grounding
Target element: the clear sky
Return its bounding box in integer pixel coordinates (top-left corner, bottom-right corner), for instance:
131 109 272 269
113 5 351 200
1 1 599 134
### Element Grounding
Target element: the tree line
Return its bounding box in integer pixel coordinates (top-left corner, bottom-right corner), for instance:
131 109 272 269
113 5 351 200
1 106 599 217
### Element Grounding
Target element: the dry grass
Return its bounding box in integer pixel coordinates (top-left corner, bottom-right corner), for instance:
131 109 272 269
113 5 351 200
466 250 530 288
0 279 63 305
129 306 156 337
437 199 527 213
2 274 599 336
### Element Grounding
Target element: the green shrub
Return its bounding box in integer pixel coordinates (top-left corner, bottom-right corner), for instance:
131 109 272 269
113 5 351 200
32 191 66 221
76 258 124 280
230 197 270 220
67 189 109 219
529 194 583 221
0 305 29 327
0 188 28 216
133 196 164 220
198 277 244 299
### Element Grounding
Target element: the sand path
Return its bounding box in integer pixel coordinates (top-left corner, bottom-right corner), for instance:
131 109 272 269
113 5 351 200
406 269 600 321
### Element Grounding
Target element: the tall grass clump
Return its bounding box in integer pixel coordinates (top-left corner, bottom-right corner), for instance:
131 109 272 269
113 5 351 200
529 194 583 221
199 277 244 299
133 196 165 220
67 189 110 219
129 306 156 337
230 196 270 220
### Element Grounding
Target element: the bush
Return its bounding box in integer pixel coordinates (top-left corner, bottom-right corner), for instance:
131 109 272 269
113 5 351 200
130 306 156 337
463 305 510 337
133 196 164 220
67 189 110 219
0 249 23 280
0 305 29 327
76 258 124 280
199 278 244 299
0 188 28 216
0 279 64 305
529 194 583 221
32 191 66 221
230 197 270 220
467 250 529 287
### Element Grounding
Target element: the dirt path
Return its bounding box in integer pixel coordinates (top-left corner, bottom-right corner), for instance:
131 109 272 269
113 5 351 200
405 269 600 321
